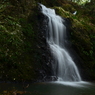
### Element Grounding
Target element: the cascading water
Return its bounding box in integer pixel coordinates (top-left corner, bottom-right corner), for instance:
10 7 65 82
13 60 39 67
40 4 81 82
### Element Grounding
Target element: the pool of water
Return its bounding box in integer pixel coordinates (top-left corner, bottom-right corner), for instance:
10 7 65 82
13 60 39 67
0 81 95 95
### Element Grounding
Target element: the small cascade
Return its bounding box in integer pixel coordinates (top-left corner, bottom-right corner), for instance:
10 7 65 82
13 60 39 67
40 4 81 81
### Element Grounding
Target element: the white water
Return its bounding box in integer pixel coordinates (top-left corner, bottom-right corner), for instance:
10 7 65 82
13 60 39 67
40 4 81 82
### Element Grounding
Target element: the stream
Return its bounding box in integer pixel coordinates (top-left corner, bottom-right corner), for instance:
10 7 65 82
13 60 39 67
0 81 95 95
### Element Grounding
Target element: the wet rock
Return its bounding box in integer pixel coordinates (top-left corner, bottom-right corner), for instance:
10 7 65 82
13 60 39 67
34 4 55 81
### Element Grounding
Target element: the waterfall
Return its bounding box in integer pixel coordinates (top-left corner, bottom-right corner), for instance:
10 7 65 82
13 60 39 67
40 4 81 82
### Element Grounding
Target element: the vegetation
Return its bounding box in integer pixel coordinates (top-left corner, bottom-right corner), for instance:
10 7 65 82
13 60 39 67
71 0 91 5
0 0 38 81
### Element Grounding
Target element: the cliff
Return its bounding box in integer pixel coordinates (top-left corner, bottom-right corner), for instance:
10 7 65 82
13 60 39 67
0 0 95 81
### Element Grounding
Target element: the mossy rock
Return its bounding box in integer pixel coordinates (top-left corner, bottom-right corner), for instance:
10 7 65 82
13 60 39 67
53 5 95 80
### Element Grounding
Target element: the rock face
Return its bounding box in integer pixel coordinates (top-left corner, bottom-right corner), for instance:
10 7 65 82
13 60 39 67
35 4 82 81
0 0 95 82
36 4 95 81
34 5 56 81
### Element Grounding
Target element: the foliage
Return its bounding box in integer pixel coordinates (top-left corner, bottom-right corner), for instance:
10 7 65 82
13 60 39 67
0 1 37 81
71 0 91 5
